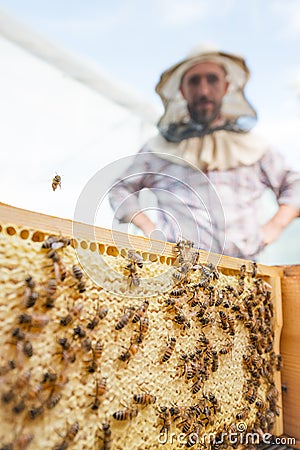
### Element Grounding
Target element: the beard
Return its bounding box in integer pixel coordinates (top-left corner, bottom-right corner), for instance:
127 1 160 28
187 97 222 126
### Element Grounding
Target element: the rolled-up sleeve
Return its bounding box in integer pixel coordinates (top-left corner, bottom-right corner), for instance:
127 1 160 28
259 149 300 212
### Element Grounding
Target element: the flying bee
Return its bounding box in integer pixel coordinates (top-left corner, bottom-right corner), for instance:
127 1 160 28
132 300 149 323
97 422 112 450
118 341 139 363
161 337 176 363
52 174 62 191
115 306 135 330
127 249 144 268
133 391 156 405
112 406 138 421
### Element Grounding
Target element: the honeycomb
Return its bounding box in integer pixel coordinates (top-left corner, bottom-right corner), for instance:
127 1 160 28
0 223 282 450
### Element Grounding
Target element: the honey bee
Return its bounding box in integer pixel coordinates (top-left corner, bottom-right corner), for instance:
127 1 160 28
172 271 186 283
179 353 194 380
22 340 33 358
60 300 83 327
236 405 250 420
239 264 247 280
0 359 16 376
127 265 141 288
52 174 62 191
83 340 104 374
173 313 190 329
56 338 76 364
158 406 171 434
50 252 67 282
132 300 149 323
12 399 26 414
22 276 39 308
72 265 86 292
115 306 135 330
46 390 62 409
112 406 138 421
88 377 107 410
13 433 35 450
81 337 93 353
18 313 50 331
54 421 79 450
133 391 156 405
170 287 186 297
73 326 86 340
118 341 139 363
219 340 233 355
127 250 144 268
209 350 219 372
161 337 176 363
135 316 149 344
27 404 44 420
97 422 112 450
98 306 109 320
11 327 26 342
191 376 204 394
251 262 258 278
1 389 15 404
207 392 221 414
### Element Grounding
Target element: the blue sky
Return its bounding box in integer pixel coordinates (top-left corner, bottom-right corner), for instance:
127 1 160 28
1 0 300 116
0 0 299 264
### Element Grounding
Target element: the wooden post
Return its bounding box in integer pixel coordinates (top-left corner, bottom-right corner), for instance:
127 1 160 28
280 265 300 448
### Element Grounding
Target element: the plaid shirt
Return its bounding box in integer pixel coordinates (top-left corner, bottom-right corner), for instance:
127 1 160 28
109 145 300 260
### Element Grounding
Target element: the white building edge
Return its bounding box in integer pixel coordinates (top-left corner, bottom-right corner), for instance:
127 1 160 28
0 10 160 227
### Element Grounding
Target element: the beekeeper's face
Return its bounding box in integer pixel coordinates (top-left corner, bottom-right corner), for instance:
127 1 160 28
180 62 229 126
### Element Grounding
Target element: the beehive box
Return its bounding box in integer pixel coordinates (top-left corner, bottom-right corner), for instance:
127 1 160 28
0 203 286 450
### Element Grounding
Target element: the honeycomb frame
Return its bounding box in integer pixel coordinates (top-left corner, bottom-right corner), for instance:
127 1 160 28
0 203 283 450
